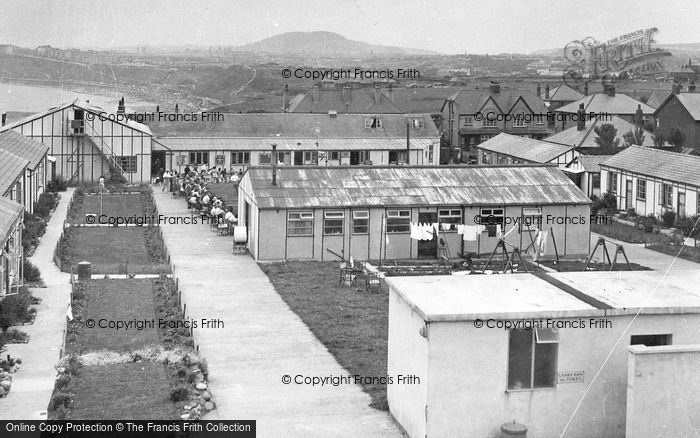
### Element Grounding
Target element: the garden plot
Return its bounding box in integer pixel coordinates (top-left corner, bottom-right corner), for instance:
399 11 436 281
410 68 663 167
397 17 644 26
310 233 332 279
67 193 154 225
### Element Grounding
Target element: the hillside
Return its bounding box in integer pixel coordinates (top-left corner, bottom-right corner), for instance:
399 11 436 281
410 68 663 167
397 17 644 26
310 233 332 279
234 31 437 56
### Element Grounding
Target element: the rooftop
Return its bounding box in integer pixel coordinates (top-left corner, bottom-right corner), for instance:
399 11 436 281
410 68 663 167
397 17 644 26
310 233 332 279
242 165 592 210
445 88 548 116
477 133 574 163
0 149 30 195
557 93 654 115
646 89 672 109
546 115 655 149
388 271 700 322
600 146 700 187
0 130 49 169
654 92 700 120
148 113 439 139
287 88 403 114
541 84 585 102
0 197 23 241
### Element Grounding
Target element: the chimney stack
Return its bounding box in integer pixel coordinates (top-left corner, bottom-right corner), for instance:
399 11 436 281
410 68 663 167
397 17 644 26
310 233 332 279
576 103 586 131
584 82 589 96
117 97 125 114
175 104 179 113
536 83 541 97
282 84 289 113
604 84 616 96
271 144 278 186
635 104 644 126
312 85 320 103
489 82 501 94
1 113 6 127
342 84 351 103
672 82 682 94
544 84 550 100
689 82 697 93
374 84 381 104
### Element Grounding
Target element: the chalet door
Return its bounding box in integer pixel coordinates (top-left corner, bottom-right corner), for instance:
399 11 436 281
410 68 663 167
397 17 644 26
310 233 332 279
678 192 686 216
626 180 633 210
417 212 438 258
294 151 303 166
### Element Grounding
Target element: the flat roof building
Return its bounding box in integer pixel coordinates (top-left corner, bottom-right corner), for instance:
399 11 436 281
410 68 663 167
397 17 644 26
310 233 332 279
387 271 700 438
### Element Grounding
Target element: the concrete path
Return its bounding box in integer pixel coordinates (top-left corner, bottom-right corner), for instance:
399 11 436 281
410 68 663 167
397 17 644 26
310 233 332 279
590 232 700 273
0 189 74 419
152 190 403 437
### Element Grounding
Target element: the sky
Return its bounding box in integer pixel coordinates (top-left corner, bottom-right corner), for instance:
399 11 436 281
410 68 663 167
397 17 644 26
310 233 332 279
1 0 699 54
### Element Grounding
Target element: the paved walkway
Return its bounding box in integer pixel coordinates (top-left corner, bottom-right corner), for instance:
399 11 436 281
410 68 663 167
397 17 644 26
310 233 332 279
152 190 403 437
0 189 74 419
590 232 700 273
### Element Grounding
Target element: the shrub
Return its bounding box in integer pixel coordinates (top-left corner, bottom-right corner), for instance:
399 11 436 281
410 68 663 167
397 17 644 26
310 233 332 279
64 355 82 376
55 374 72 391
49 392 72 410
675 215 700 238
23 259 42 283
0 287 35 331
169 384 190 402
21 212 47 253
637 215 657 233
0 329 30 344
661 210 676 228
47 177 68 192
601 191 617 210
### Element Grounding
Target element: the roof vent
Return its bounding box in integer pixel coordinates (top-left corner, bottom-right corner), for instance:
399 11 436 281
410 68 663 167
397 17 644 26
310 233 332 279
328 110 338 118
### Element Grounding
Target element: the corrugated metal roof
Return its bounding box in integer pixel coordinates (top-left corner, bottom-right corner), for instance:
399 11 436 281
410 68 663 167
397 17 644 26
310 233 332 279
578 155 613 172
0 197 23 241
557 93 654 115
147 113 439 138
601 146 700 187
243 165 591 209
0 149 29 195
154 137 435 151
546 115 655 148
0 130 48 169
477 133 573 163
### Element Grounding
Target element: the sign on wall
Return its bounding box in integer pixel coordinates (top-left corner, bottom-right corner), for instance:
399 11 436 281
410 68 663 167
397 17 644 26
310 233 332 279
558 371 585 384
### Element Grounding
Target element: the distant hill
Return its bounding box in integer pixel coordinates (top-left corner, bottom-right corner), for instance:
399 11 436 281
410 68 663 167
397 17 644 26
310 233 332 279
233 31 437 56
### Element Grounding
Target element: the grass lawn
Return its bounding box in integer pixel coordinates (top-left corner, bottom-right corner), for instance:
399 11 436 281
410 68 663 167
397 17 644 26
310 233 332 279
260 261 390 410
592 222 674 245
67 194 152 224
647 242 700 264
68 362 176 420
70 279 159 354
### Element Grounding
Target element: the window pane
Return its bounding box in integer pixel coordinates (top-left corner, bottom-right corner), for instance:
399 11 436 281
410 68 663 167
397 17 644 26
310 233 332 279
533 342 558 388
353 219 369 234
508 330 533 390
324 219 343 235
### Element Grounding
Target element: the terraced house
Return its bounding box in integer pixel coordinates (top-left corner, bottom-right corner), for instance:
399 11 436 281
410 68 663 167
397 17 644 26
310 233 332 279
441 83 549 162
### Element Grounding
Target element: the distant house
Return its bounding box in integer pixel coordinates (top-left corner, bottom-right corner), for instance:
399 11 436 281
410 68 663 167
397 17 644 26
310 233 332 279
0 99 153 184
0 130 50 213
564 155 613 198
441 83 550 160
600 146 700 216
653 92 700 155
237 165 591 261
150 113 441 171
0 197 24 297
546 114 655 151
539 83 585 111
554 87 654 131
476 133 578 168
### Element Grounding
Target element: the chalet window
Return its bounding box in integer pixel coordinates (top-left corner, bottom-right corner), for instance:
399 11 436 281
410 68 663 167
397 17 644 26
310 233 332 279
116 156 137 173
697 193 700 214
662 184 673 207
386 209 410 233
481 152 492 165
412 118 425 129
10 181 21 204
520 207 542 231
438 209 461 231
352 211 369 234
508 328 558 390
365 117 383 129
189 152 208 165
428 145 434 163
231 151 250 165
480 208 504 237
608 172 618 194
592 173 601 189
287 211 314 236
304 151 318 165
389 150 408 165
323 211 344 235
483 115 497 128
630 334 671 347
215 154 225 166
328 151 340 161
535 114 544 125
636 179 646 201
479 135 493 143
258 152 272 165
